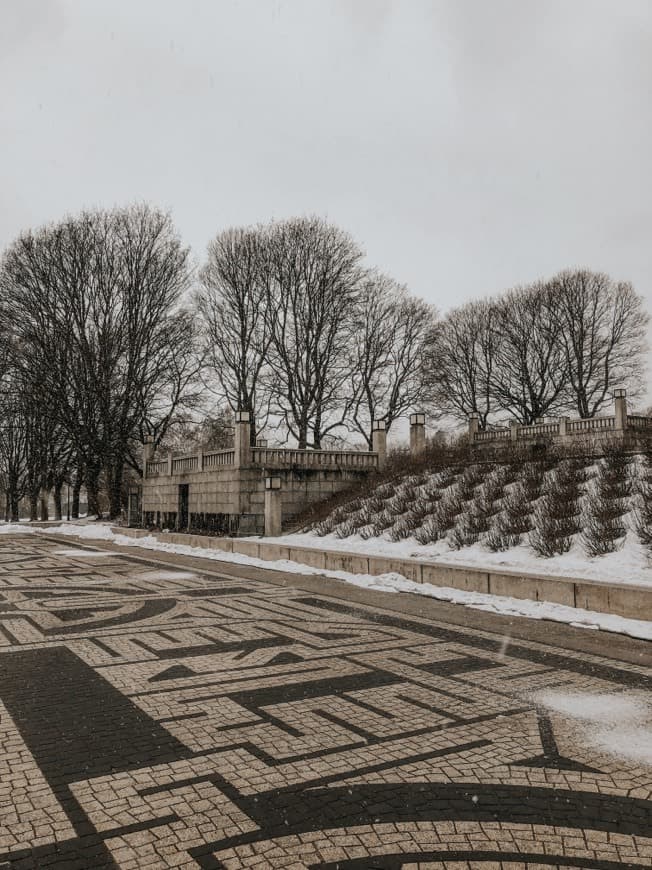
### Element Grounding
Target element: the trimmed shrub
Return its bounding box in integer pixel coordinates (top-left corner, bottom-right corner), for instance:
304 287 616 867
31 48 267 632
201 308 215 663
529 460 582 557
485 483 531 551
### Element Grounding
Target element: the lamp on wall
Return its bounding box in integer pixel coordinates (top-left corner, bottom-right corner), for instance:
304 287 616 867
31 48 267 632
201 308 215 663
409 413 426 426
613 388 627 398
372 419 386 431
235 410 250 423
265 476 281 490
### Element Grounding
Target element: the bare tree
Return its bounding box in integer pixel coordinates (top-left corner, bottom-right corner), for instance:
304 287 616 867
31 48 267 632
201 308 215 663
264 217 363 448
196 227 272 444
0 394 27 522
549 269 649 417
1 204 195 519
491 282 568 424
349 272 436 447
423 299 498 429
159 407 235 455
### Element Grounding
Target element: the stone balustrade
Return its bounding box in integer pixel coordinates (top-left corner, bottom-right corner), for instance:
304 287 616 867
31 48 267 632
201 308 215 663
145 445 377 479
471 390 652 449
251 446 379 470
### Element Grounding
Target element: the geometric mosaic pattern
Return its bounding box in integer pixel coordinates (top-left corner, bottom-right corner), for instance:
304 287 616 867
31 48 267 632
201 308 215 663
0 534 651 869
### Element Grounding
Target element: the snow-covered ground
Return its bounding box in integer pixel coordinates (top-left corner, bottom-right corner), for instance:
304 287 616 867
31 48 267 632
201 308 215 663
1 521 652 643
269 528 652 588
535 689 652 765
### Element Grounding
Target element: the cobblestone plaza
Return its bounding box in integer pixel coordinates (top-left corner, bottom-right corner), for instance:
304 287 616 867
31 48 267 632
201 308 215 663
0 534 651 868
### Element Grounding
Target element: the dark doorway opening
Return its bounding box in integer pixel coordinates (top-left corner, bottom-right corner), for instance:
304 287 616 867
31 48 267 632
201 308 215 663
178 484 189 531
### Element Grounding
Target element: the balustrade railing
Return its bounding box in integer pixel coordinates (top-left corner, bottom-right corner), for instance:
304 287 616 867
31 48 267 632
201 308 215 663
145 445 377 477
145 459 168 477
203 449 236 468
568 416 615 432
518 422 560 438
475 429 509 442
627 415 652 429
472 411 646 445
251 447 378 469
171 455 199 474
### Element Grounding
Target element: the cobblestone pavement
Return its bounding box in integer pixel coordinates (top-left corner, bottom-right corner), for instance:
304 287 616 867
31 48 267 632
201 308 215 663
0 534 651 869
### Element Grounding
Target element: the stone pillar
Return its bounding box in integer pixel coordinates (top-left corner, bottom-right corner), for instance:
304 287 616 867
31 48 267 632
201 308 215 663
142 436 154 479
372 420 387 470
509 421 519 442
468 414 479 441
197 449 203 472
234 410 251 467
614 388 627 430
167 452 173 476
264 476 282 537
409 413 426 457
558 416 569 443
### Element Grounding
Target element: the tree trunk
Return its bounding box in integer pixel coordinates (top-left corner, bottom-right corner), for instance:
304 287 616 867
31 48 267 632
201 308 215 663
85 461 101 518
40 490 50 521
107 460 124 520
29 491 38 522
72 466 83 519
9 492 19 524
298 420 308 450
53 483 63 521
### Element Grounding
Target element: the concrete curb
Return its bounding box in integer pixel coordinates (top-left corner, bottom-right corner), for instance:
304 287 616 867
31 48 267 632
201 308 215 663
110 527 652 621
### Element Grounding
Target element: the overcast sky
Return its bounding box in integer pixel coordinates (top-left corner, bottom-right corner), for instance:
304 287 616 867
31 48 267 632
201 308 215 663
2 0 651 320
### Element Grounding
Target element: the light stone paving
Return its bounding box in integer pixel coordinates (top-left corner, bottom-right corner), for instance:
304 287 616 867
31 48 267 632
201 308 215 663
0 533 650 869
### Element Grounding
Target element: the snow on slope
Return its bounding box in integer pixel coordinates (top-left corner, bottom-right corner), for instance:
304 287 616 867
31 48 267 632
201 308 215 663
271 528 652 588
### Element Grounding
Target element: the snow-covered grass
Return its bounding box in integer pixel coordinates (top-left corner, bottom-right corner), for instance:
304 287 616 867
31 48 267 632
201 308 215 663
289 453 652 588
2 521 652 643
272 529 652 588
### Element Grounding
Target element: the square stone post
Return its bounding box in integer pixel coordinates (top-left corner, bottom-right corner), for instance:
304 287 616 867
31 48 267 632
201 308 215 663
234 410 251 467
264 475 282 537
142 436 154 479
372 420 387 470
409 413 426 456
167 452 173 476
558 416 569 443
509 421 519 442
468 414 479 442
613 388 627 430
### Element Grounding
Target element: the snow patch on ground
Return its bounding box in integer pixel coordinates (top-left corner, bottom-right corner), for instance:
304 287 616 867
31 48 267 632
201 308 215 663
52 548 118 557
2 521 652 643
534 689 652 765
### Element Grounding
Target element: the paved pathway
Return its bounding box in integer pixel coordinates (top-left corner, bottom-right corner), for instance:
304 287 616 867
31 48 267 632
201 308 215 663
0 533 651 869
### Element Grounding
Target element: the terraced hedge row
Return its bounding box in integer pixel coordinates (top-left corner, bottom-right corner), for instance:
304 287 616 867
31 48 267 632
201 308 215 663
309 450 652 559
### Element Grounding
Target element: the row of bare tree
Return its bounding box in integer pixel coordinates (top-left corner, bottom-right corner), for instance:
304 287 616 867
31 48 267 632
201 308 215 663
197 216 435 449
0 205 199 520
0 204 648 518
426 271 648 427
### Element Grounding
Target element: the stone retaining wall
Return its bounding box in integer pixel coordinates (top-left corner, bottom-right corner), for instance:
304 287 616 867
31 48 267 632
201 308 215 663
111 527 652 622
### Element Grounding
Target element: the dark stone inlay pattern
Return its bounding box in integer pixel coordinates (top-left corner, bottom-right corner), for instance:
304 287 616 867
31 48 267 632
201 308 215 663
0 535 650 869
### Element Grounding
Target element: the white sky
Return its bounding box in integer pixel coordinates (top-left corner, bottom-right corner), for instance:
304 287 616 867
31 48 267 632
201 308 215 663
2 0 651 329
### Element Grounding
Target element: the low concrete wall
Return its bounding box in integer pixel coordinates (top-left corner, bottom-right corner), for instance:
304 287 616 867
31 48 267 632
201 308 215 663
111 527 652 622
